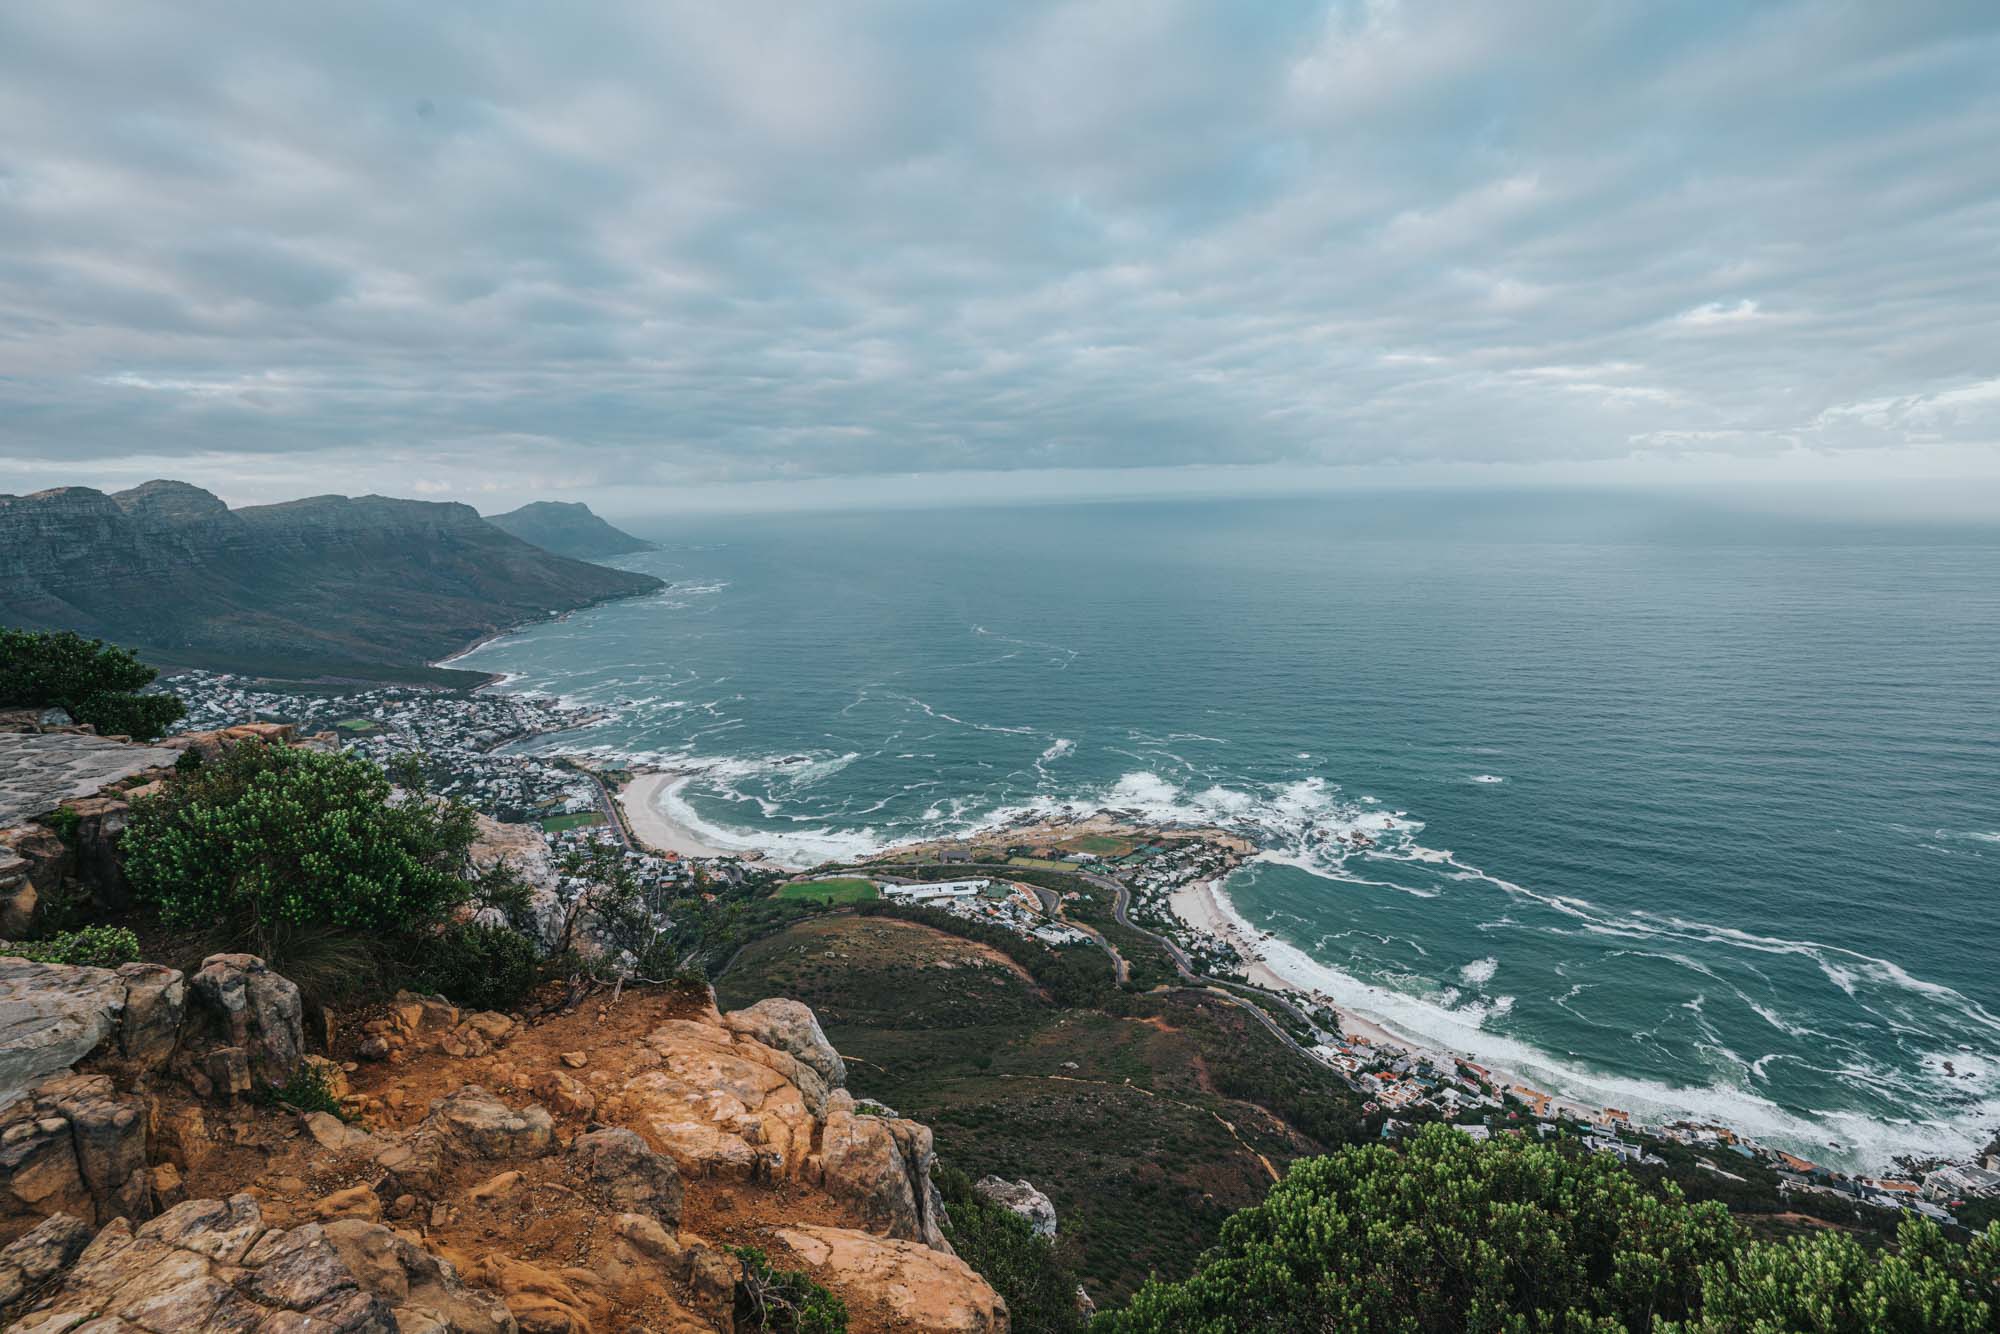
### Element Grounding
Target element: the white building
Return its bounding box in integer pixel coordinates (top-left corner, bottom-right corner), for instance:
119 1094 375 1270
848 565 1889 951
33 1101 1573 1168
882 879 992 902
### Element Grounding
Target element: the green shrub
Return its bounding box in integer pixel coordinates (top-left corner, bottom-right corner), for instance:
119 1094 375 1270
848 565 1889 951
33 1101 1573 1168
414 922 541 1011
251 1060 346 1119
1 925 142 968
729 1246 847 1333
0 629 185 741
1096 1125 2000 1333
937 1166 1088 1334
122 739 476 953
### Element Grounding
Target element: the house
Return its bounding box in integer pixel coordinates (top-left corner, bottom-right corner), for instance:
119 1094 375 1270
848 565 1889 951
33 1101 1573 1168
882 879 991 902
1923 1164 2000 1203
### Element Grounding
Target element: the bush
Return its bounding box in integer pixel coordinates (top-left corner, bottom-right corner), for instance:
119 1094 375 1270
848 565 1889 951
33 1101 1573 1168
0 629 184 741
414 922 541 1012
729 1246 847 1333
936 1164 1088 1334
1 925 142 968
1096 1125 2000 1333
251 1061 346 1119
122 739 476 954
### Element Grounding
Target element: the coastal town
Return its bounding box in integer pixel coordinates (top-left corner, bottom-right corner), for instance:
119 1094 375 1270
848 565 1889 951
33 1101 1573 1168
152 668 2000 1231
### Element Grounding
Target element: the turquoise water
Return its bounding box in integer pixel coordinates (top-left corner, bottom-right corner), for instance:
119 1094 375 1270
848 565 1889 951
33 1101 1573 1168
457 492 2000 1168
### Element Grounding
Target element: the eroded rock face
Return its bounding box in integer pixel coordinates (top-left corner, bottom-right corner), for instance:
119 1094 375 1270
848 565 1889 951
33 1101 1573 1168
820 1093 948 1251
568 1129 682 1227
0 961 126 1101
467 815 566 955
2 1194 517 1333
973 1177 1057 1239
186 954 304 1090
774 1225 1010 1334
0 1213 90 1307
722 998 847 1092
1 1071 151 1230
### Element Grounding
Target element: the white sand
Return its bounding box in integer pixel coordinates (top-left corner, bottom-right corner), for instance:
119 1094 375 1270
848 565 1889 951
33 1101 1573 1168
615 771 735 860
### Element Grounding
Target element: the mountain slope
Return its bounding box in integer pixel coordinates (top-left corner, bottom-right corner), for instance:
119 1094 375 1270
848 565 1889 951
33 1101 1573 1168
486 500 656 559
0 480 662 677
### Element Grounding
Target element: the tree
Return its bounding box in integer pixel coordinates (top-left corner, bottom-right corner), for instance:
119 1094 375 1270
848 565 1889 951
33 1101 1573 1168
122 739 476 953
1096 1125 1999 1333
0 628 185 741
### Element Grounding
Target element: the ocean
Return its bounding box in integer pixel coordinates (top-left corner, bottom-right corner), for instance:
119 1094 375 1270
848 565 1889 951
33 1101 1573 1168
454 490 2000 1169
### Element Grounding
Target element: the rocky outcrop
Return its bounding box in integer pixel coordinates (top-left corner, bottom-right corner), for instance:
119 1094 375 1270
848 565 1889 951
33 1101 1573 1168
722 998 847 1092
2 1194 517 1333
973 1177 1057 1238
821 1093 949 1251
568 1128 682 1226
466 816 566 954
1 955 302 1238
774 1226 1009 1333
0 482 663 675
0 1213 90 1308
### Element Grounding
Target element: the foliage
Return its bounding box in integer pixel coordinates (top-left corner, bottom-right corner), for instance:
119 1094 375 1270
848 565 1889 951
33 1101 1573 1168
1098 1124 2000 1333
936 1162 1088 1334
1673 1216 1998 1333
854 898 1115 1006
1 925 142 968
250 1060 347 1119
728 1246 848 1334
0 629 185 741
122 739 477 954
413 921 541 1011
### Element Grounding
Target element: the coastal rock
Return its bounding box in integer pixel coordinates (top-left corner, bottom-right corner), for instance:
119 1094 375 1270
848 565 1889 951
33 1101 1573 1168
723 998 847 1092
973 1177 1057 1238
773 1225 1009 1334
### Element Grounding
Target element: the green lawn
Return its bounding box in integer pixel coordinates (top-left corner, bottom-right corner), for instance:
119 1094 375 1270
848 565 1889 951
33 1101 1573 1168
1007 855 1074 871
334 718 379 733
1058 834 1132 857
773 877 880 904
541 811 608 833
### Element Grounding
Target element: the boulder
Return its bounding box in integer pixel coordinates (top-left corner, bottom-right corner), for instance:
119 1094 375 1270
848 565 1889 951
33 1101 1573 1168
568 1128 682 1227
774 1225 1008 1334
0 1212 91 1307
724 997 847 1091
110 964 185 1076
0 960 127 1101
186 954 303 1089
973 1177 1057 1239
422 1088 555 1162
820 1091 947 1249
4 1194 517 1333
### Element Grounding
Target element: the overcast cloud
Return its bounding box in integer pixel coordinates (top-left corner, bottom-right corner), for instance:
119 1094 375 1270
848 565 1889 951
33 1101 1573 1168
2 2 1997 508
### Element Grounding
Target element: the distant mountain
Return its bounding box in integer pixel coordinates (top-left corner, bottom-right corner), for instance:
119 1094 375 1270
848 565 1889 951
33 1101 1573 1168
486 501 656 560
0 480 663 679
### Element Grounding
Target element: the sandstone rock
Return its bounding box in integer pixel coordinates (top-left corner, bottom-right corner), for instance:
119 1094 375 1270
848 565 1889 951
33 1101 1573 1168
466 815 567 955
467 1171 522 1204
462 1014 515 1044
422 1088 554 1162
973 1177 1057 1238
775 1225 1008 1333
149 1162 184 1209
527 1071 593 1118
30 1075 150 1226
557 1052 585 1070
0 1111 90 1226
303 1112 383 1157
53 797 134 913
187 954 303 1088
110 965 183 1076
472 1253 591 1334
0 960 127 1100
321 1218 515 1334
820 1091 946 1249
0 1212 91 1307
313 1186 383 1223
567 1129 681 1227
301 1055 349 1101
723 998 847 1091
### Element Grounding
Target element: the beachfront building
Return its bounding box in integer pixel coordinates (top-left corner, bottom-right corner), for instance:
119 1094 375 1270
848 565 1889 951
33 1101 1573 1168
882 879 992 902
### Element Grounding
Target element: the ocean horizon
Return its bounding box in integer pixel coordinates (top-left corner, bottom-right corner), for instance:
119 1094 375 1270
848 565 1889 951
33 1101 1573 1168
454 489 2000 1171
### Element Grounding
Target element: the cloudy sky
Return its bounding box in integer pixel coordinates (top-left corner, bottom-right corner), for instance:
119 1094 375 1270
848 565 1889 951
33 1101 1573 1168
2 2 1997 511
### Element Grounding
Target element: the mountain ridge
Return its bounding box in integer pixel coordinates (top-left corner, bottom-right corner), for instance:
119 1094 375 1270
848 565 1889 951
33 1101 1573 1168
0 480 663 680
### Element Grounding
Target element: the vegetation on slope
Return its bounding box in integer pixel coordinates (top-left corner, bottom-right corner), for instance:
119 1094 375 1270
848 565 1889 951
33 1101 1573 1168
1097 1123 2000 1333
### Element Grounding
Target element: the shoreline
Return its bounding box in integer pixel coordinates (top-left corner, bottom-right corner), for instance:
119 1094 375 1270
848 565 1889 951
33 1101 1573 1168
615 770 749 862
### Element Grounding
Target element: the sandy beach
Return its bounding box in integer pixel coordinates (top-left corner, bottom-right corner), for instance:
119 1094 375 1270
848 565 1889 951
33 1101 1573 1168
615 771 738 861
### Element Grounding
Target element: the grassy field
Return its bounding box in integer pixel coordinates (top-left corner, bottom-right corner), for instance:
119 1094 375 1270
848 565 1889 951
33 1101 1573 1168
716 914 1364 1301
1006 855 1076 871
540 811 607 833
772 877 880 904
1057 834 1133 857
333 718 379 734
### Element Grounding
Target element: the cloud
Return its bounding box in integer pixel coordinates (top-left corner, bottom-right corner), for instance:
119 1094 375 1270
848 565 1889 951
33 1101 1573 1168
0 1 1995 504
